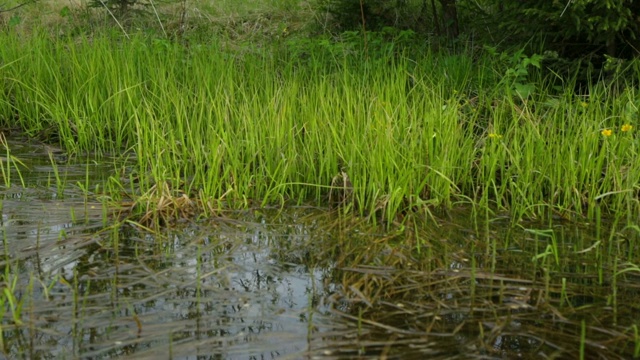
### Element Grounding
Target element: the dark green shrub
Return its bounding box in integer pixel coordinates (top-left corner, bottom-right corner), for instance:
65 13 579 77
316 0 423 32
486 0 640 60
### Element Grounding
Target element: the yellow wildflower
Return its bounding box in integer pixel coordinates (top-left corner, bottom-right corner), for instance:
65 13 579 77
488 133 502 139
601 129 613 137
621 124 633 132
580 101 588 108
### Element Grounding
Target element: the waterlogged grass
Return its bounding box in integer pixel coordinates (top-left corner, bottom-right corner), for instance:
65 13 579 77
0 205 639 358
0 30 639 223
0 138 638 358
0 134 25 189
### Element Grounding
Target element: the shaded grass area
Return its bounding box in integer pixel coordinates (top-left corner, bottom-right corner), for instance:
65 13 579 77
0 29 639 224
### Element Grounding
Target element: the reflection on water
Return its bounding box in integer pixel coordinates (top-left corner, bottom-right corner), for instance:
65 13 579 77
2 207 335 359
1 138 639 359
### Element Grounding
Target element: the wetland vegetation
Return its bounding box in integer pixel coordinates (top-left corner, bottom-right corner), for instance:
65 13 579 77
0 0 639 358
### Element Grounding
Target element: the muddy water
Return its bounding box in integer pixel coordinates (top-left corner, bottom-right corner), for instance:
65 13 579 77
1 138 640 359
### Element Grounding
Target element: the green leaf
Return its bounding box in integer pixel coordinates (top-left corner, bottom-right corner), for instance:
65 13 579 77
60 6 71 17
529 54 544 68
8 15 22 27
514 83 535 98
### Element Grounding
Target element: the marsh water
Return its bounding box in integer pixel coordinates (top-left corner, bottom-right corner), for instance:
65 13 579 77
1 138 639 359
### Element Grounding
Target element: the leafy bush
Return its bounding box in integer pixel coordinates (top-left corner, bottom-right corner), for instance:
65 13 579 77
488 0 640 60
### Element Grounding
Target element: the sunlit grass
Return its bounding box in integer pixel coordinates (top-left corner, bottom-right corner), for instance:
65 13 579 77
0 134 26 189
0 29 638 225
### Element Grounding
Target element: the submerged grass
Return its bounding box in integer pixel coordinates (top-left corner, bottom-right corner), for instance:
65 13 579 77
0 143 638 358
0 28 638 225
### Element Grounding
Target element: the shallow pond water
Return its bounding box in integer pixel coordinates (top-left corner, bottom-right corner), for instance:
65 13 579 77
1 138 640 359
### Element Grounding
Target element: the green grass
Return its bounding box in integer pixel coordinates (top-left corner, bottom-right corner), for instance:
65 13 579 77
0 24 638 224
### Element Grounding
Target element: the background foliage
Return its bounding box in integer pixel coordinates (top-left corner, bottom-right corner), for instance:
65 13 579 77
319 0 640 61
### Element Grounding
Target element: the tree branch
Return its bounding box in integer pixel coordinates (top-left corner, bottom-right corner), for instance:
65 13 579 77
0 0 37 14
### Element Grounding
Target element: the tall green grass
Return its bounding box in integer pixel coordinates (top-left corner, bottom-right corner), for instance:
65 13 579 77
0 29 638 223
